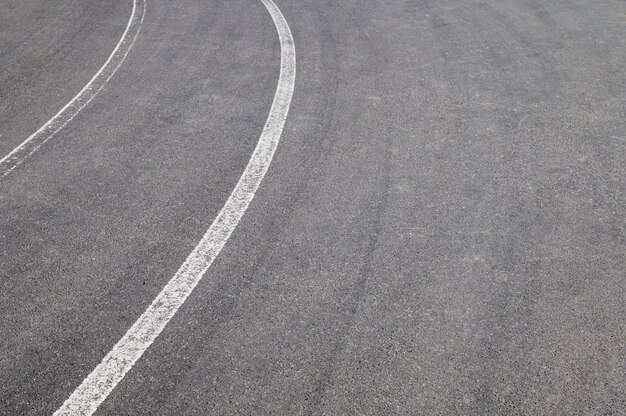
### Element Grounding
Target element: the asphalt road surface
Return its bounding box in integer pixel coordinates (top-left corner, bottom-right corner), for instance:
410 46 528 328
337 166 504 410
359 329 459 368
1 0 624 414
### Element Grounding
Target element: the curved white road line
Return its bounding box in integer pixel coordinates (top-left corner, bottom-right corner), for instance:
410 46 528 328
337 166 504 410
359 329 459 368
0 0 146 178
53 0 295 414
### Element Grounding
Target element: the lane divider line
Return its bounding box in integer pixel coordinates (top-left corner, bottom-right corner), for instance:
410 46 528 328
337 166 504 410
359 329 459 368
0 0 146 178
53 0 295 414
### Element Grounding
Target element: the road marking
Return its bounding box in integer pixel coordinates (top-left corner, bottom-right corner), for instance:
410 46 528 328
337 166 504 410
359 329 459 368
0 0 146 178
53 0 295 414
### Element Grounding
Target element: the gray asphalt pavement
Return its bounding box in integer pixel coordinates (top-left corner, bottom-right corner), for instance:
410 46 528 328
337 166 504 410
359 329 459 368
0 0 624 414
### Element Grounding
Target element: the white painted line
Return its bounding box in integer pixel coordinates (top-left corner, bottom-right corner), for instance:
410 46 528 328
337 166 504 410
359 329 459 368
0 0 146 178
53 0 295 414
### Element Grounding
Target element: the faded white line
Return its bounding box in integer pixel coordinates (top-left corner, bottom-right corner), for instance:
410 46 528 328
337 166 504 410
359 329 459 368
53 0 295 414
0 0 146 178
